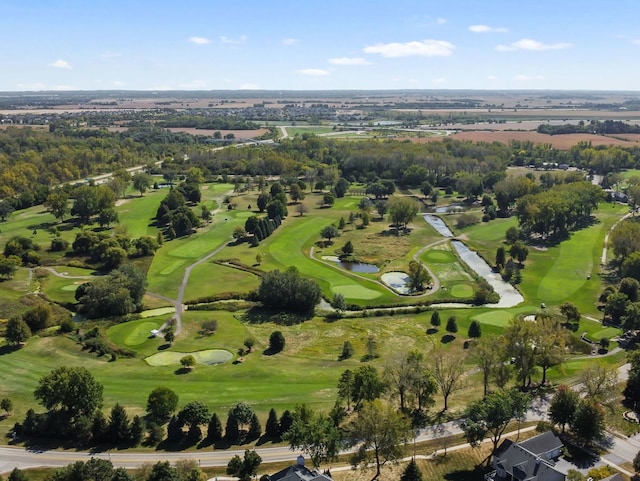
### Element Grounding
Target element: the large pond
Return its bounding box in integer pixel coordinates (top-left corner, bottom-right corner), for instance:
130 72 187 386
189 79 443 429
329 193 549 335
422 215 523 308
322 256 380 273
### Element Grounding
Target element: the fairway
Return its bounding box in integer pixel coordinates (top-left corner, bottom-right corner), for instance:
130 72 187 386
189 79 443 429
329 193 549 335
107 318 165 347
145 349 233 366
124 322 159 346
140 307 176 318
332 284 382 300
536 224 599 302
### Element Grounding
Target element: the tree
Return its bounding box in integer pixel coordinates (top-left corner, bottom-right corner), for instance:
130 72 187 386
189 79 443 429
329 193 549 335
97 207 119 228
560 301 581 322
341 240 354 256
1 398 13 416
296 203 308 216
7 468 29 481
430 310 441 328
445 316 458 334
384 350 436 414
347 400 412 479
430 346 466 411
633 450 640 474
202 413 222 444
108 403 131 443
407 261 431 292
320 224 339 244
334 178 350 198
470 337 499 398
501 318 538 389
257 267 321 313
248 412 262 440
535 316 567 385
147 461 179 481
146 387 179 424
269 331 285 353
509 241 529 264
579 363 618 408
495 247 506 270
571 399 605 445
289 183 305 203
468 320 482 338
227 450 262 481
337 369 354 411
129 415 144 447
132 172 153 197
549 384 579 433
44 191 69 222
4 316 31 346
0 199 14 221
164 330 175 345
388 197 420 231
332 294 347 316
352 365 386 409
265 408 280 438
401 459 423 481
179 401 210 440
339 340 354 360
284 406 341 468
180 355 196 371
462 389 530 466
34 366 103 418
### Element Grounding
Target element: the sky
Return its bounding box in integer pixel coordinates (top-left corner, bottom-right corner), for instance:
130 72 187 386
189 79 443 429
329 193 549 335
2 0 640 92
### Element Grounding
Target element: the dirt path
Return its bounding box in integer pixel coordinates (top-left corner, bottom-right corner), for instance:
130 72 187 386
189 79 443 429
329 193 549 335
602 210 633 264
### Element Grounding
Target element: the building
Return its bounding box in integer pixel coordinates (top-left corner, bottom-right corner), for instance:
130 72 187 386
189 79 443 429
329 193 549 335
486 431 565 481
263 456 333 481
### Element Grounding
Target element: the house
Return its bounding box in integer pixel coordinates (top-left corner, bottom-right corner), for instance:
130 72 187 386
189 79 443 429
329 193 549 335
263 456 333 481
487 432 565 481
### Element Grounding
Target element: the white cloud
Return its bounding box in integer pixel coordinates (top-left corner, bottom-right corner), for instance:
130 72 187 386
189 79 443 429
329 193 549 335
16 82 47 90
189 36 211 45
220 35 247 45
487 75 498 80
282 38 298 46
437 17 446 25
299 68 329 76
496 38 572 51
328 57 371 65
364 39 454 58
113 80 125 87
633 39 640 45
50 59 72 69
432 77 446 84
240 83 260 89
515 74 544 81
469 24 508 33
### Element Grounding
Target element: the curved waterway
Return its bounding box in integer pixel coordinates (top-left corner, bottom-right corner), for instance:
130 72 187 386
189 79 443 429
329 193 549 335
423 214 523 308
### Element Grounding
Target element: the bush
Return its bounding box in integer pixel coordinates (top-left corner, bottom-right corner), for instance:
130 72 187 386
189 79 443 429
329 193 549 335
456 213 480 229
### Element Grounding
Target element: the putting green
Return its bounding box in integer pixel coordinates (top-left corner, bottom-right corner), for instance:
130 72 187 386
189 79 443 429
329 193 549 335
472 310 514 327
139 307 176 318
450 283 474 298
61 283 85 291
424 251 451 263
124 322 160 346
145 349 233 366
332 285 382 300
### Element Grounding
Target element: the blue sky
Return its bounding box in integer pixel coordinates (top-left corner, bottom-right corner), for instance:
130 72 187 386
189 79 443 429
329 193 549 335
2 0 639 91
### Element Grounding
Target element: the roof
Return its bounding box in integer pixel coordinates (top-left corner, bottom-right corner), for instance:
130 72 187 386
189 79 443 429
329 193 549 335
518 431 563 457
494 432 565 481
267 465 332 481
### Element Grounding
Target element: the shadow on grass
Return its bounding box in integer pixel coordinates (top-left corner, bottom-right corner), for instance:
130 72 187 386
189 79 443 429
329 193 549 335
441 334 455 344
158 343 171 351
426 328 438 335
174 367 192 375
241 307 313 325
444 467 492 480
0 344 22 356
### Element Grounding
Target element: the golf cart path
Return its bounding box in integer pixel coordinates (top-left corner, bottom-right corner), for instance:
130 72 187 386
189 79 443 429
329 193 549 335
150 189 234 336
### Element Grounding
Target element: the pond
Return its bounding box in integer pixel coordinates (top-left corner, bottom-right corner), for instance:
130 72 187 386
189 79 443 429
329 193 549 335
380 271 412 295
435 204 464 214
322 256 380 273
423 214 454 237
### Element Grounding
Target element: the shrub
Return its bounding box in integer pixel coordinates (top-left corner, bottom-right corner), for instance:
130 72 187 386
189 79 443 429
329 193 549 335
269 331 285 353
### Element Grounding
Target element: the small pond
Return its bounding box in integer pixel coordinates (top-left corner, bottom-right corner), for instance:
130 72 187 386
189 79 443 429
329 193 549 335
380 271 411 295
435 205 464 214
322 256 380 273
